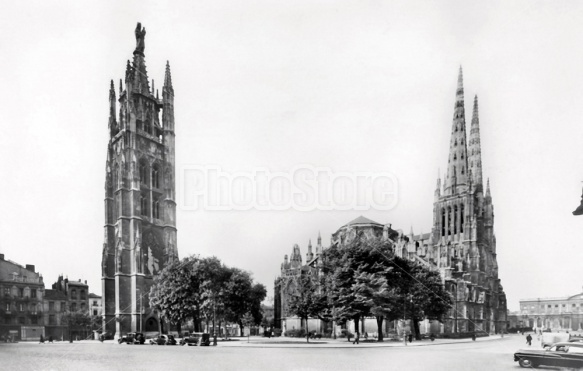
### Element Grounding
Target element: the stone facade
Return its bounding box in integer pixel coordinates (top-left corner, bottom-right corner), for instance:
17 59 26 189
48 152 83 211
274 68 508 336
425 68 507 334
0 254 45 341
42 289 68 340
508 294 583 332
101 23 179 338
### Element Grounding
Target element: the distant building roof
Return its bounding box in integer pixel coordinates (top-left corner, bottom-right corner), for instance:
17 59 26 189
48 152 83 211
344 216 382 226
44 289 68 301
89 293 101 299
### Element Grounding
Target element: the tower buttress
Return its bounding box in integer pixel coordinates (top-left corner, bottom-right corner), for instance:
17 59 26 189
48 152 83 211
444 67 469 195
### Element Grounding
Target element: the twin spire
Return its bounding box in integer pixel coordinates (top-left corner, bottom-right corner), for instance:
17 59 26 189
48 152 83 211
442 66 483 195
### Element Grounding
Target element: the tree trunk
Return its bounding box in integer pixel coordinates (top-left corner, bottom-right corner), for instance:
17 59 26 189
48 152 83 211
239 322 244 337
353 315 360 342
413 317 421 340
376 316 384 342
305 317 310 343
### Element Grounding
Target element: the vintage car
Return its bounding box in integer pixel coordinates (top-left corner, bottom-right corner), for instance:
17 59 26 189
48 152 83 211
149 334 177 345
118 332 145 345
514 342 583 368
180 332 211 346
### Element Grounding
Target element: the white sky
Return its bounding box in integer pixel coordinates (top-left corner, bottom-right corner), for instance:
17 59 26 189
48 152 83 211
1 1 583 312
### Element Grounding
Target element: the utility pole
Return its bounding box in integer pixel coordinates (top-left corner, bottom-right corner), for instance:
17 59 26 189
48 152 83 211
403 296 407 347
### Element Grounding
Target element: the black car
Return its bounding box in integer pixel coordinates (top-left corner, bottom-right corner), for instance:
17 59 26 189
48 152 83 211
514 342 583 368
180 332 211 346
118 332 145 345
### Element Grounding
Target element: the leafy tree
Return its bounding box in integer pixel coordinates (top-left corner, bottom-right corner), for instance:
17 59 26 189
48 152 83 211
223 268 253 335
405 262 453 340
322 236 453 342
149 255 204 331
249 283 267 326
287 272 326 343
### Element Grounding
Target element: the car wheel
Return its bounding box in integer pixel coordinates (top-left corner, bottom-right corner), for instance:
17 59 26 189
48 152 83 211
518 358 536 368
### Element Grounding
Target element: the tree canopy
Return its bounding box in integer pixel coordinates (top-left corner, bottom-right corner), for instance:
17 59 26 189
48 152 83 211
321 236 452 341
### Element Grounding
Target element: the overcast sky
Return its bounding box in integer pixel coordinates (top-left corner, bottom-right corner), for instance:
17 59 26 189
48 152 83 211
2 1 583 311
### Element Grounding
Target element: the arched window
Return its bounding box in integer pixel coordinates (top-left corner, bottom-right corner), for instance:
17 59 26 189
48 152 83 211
139 162 148 185
447 206 452 235
71 302 77 312
141 194 148 216
454 205 458 234
71 289 77 299
153 199 160 219
152 166 159 188
441 208 446 237
460 204 465 233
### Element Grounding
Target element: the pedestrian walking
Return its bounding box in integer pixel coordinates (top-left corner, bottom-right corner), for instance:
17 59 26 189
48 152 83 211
526 334 532 346
39 335 45 344
353 331 360 345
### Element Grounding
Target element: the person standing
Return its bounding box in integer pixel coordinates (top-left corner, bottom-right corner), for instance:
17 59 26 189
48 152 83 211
39 335 44 344
526 334 532 346
353 331 360 345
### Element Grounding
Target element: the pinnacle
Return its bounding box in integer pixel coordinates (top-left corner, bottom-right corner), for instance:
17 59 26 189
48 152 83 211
164 61 173 89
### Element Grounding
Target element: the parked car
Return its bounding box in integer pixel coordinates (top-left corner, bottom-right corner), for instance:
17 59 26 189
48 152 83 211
166 334 177 345
149 334 177 345
541 332 570 348
118 332 145 345
514 342 583 368
149 335 167 345
180 332 211 346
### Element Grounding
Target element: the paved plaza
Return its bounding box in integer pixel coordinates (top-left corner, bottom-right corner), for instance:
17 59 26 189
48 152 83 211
0 334 535 370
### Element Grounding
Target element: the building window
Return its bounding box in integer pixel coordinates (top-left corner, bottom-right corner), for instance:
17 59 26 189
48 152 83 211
61 302 66 312
71 289 77 300
153 199 160 219
93 309 98 316
80 290 86 300
80 303 86 311
18 303 23 312
152 166 159 188
141 194 148 216
5 303 9 311
3 287 9 297
93 301 97 306
139 162 148 184
31 289 37 299
49 302 54 312
49 315 56 325
31 317 37 325
71 303 77 312
19 317 24 325
19 288 24 298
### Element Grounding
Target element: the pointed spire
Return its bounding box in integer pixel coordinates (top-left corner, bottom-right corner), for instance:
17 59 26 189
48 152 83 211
164 61 174 92
444 66 469 195
409 226 414 236
486 178 491 198
468 94 484 190
317 231 322 245
108 80 117 136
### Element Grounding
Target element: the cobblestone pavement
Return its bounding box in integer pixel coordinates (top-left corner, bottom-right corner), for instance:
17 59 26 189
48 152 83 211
0 334 531 371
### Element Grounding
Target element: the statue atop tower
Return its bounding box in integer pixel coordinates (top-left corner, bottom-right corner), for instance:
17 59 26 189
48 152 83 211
134 23 146 54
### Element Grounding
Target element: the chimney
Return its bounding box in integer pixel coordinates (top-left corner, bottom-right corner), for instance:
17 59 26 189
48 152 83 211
0 254 4 260
26 264 35 272
84 280 87 284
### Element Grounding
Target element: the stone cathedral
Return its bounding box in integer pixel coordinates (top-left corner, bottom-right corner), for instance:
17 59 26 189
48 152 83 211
101 23 178 337
275 68 507 336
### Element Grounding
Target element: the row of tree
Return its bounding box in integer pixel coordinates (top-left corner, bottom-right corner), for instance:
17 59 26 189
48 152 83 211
149 255 267 336
288 237 453 342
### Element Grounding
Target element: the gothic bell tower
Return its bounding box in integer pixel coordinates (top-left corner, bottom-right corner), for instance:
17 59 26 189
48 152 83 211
101 23 178 337
430 67 506 335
